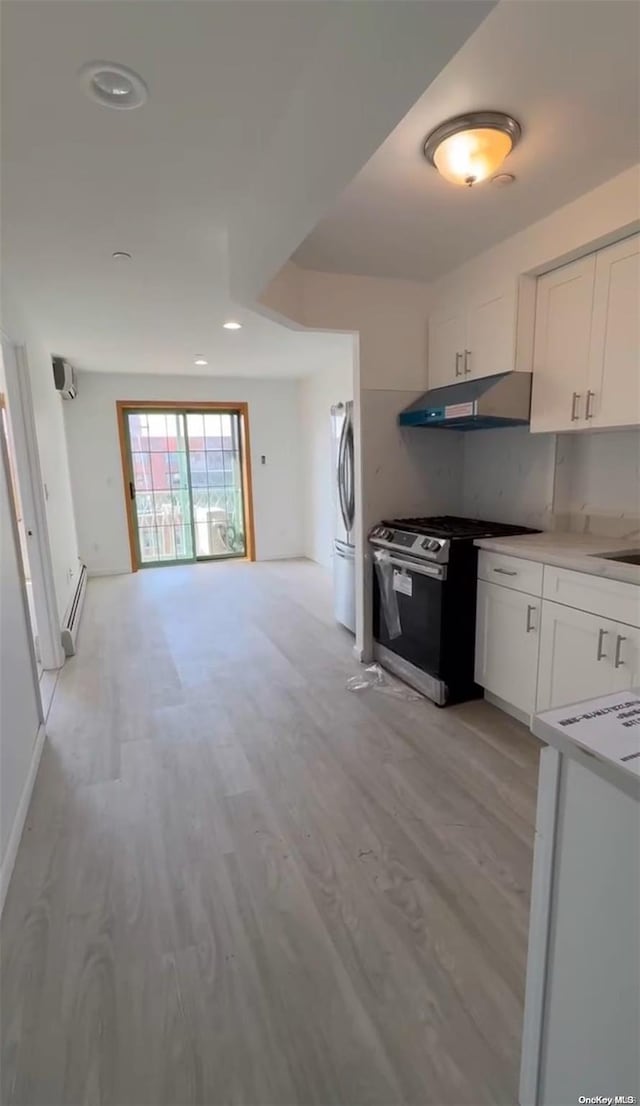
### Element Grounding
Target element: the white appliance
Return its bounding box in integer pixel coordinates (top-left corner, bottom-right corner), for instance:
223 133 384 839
52 356 77 400
331 401 355 633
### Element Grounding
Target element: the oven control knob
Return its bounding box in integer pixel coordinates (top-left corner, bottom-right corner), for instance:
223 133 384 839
422 538 440 552
382 528 393 541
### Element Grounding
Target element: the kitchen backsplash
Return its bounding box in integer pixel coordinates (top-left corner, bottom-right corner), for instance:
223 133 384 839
554 430 640 540
461 427 556 530
459 426 639 537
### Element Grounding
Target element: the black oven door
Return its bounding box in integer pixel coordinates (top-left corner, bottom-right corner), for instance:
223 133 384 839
373 553 445 677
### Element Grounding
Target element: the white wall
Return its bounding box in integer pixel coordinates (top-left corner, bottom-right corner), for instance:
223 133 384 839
298 359 353 568
63 371 304 575
429 164 640 309
0 352 43 906
1 292 79 623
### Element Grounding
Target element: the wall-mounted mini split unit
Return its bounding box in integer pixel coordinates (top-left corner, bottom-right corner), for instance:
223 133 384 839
52 356 77 400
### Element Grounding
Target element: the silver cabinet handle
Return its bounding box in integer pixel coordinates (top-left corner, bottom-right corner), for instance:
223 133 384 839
464 349 471 374
455 352 462 377
586 390 595 419
597 627 608 661
614 634 626 668
493 567 517 576
526 604 536 633
571 392 581 421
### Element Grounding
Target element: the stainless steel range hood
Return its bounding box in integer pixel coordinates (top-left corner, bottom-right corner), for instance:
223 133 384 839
398 372 532 430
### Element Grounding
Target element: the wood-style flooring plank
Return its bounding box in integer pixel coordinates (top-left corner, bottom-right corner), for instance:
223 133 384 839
1 559 539 1105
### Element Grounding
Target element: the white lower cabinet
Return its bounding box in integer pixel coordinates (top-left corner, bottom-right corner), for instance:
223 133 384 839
611 622 640 692
475 554 640 717
536 601 618 711
521 746 640 1106
475 580 539 716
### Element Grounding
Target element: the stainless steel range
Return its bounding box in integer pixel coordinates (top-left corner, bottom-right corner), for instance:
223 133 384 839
369 515 538 706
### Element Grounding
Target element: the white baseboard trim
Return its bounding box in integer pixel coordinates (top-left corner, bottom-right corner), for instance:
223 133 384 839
87 568 130 578
0 723 46 916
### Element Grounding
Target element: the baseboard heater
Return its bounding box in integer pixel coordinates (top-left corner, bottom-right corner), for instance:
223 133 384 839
61 561 87 657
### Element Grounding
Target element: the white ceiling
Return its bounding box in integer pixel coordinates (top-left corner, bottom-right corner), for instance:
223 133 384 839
294 0 640 283
1 0 492 377
1 1 342 377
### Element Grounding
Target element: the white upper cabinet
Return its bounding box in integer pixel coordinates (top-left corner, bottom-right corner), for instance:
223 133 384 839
465 285 517 381
587 235 640 429
530 255 596 432
427 281 520 388
428 306 465 389
530 233 640 433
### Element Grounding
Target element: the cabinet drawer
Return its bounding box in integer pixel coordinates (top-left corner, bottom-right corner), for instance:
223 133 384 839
478 550 543 595
543 565 640 628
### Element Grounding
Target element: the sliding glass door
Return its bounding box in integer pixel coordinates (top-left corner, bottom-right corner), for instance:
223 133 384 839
124 406 248 568
185 411 246 560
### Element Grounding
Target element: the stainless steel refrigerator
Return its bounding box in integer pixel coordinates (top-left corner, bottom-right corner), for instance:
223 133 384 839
331 401 355 633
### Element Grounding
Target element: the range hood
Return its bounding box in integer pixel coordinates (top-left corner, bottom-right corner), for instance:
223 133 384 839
399 372 532 431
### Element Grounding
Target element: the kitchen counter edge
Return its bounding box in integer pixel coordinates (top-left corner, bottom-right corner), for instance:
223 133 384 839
474 532 640 587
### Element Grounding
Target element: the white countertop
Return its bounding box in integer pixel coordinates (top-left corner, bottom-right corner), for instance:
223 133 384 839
533 691 640 795
475 530 640 586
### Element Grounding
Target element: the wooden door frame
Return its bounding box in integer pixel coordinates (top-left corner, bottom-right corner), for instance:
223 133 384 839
116 400 256 572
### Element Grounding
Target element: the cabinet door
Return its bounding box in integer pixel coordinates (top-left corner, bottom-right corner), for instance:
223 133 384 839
427 307 465 388
587 234 640 429
465 285 516 380
539 757 640 1106
536 600 617 711
610 622 640 692
530 255 596 433
475 580 539 715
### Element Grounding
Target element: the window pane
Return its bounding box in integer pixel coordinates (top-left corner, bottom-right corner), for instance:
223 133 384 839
135 494 155 528
220 413 234 446
168 451 188 489
223 451 239 482
164 412 179 443
188 451 207 488
206 451 224 490
174 524 193 559
186 413 204 450
133 452 153 491
156 527 176 560
147 413 168 451
139 528 158 563
204 412 222 448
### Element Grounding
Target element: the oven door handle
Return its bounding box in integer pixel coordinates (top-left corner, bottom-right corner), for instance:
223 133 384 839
382 555 445 581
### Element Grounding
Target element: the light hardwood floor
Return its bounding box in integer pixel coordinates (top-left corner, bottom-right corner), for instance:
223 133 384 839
1 560 540 1106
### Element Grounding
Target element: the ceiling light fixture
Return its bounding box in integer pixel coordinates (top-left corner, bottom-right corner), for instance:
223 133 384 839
194 358 208 366
223 321 242 330
80 61 148 110
424 111 521 188
112 251 132 261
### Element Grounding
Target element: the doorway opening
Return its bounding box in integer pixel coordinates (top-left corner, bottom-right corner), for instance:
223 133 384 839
117 401 255 570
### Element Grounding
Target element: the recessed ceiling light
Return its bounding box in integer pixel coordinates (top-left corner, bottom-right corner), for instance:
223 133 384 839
79 62 148 110
223 321 242 330
194 358 208 366
424 111 521 187
112 251 132 261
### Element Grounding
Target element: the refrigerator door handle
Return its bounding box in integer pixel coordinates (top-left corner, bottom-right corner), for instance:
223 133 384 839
343 411 355 532
337 413 351 533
